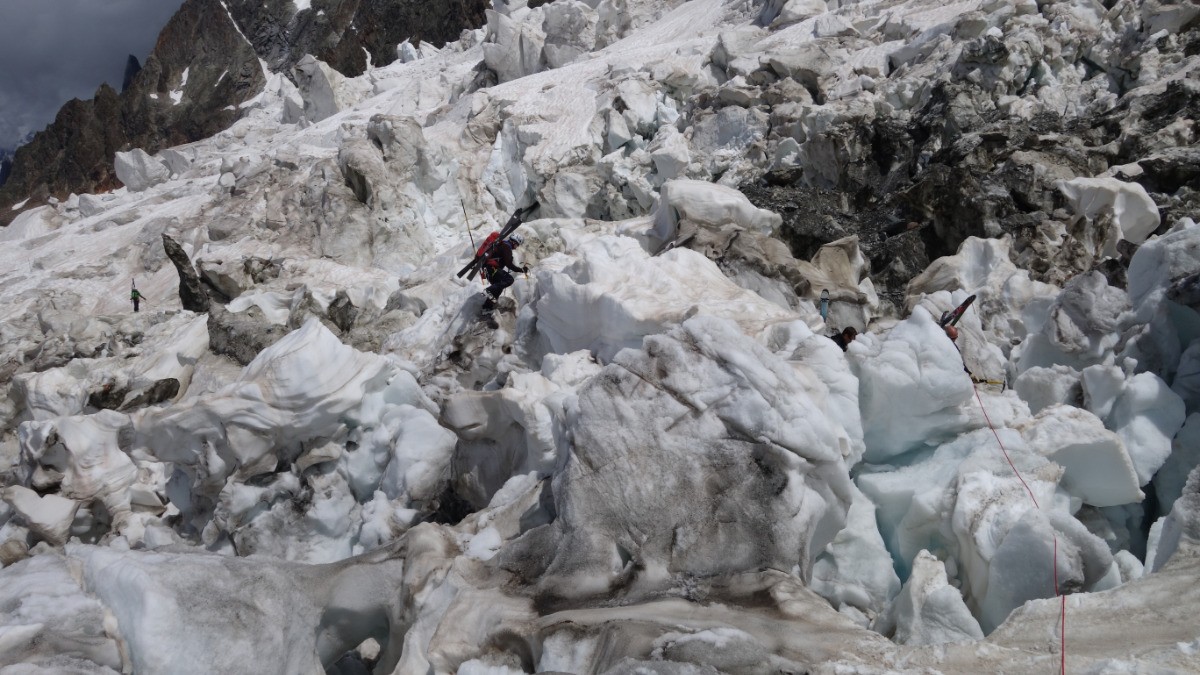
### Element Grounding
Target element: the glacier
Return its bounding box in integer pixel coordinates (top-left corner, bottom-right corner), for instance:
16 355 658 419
2 0 1200 672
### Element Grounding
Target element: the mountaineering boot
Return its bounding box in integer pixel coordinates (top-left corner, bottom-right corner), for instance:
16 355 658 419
479 295 500 329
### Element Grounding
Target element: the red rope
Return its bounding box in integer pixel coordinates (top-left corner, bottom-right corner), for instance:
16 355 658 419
972 379 1065 673
1060 581 1067 674
973 383 1040 508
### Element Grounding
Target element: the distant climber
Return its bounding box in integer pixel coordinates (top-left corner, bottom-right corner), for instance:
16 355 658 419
481 233 529 311
830 326 857 351
939 295 975 331
939 299 969 353
936 296 1004 387
131 282 143 313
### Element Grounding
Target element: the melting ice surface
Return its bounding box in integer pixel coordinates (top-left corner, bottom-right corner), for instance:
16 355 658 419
2 0 1200 672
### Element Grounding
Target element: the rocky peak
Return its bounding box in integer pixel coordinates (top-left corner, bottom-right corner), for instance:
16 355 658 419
121 54 143 93
0 150 11 188
0 0 264 222
0 0 496 223
223 0 493 77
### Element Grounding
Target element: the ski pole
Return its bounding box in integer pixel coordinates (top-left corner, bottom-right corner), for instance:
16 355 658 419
460 198 476 250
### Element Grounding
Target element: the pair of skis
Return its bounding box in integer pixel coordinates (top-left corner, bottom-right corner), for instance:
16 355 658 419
455 202 539 281
818 290 975 327
941 294 1005 389
939 294 976 328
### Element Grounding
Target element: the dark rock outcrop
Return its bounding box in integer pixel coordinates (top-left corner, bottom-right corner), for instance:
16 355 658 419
733 19 1200 303
124 377 182 409
0 84 128 209
87 381 128 412
122 55 143 93
745 65 1200 306
0 0 265 222
742 181 934 308
327 291 359 334
224 0 490 77
162 234 210 312
207 304 289 365
88 377 181 411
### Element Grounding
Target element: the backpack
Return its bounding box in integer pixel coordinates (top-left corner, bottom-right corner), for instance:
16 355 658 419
476 232 510 269
476 232 500 259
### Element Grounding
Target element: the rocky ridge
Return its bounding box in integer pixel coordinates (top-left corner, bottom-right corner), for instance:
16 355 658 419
0 148 13 188
0 0 501 225
0 0 1199 672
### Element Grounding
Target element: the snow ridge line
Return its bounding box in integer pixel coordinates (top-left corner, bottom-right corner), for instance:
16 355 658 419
218 0 253 48
217 0 271 79
972 380 1066 674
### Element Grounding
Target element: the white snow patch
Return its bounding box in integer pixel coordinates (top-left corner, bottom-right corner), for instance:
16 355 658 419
530 235 797 362
169 67 186 105
219 0 254 49
0 0 1197 670
466 526 503 560
1057 177 1161 257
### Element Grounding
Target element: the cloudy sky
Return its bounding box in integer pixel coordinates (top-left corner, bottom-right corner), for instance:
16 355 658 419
0 0 186 149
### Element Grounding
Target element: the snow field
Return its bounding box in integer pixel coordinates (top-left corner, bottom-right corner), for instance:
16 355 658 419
1 0 1200 671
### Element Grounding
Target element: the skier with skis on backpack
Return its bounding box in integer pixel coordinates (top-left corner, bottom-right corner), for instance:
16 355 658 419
131 282 143 313
481 233 529 310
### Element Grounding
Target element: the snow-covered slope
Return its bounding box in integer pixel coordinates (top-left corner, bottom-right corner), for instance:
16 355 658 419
2 0 1200 672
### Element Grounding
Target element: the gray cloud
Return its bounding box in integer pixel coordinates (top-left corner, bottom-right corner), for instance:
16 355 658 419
0 0 186 148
